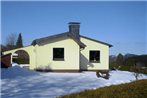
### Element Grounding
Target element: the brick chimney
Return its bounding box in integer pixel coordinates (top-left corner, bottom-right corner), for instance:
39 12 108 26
68 22 80 40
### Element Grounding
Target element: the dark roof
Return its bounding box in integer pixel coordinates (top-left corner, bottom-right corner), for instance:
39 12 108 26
31 32 86 48
31 32 112 48
80 35 112 47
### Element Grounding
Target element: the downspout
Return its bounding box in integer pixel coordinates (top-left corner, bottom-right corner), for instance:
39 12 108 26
33 45 37 70
35 45 37 69
79 47 85 71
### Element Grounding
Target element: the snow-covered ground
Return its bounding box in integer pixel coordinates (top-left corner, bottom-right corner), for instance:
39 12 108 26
1 65 147 98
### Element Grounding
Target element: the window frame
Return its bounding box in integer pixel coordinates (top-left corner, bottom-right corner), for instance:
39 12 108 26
53 48 64 61
89 50 100 63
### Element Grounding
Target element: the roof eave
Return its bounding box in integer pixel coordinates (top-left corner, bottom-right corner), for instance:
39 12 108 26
80 35 112 48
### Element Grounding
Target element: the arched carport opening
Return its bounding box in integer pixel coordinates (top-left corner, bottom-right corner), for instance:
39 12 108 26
12 50 30 65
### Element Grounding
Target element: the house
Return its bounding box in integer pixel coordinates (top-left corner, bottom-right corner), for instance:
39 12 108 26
3 22 112 72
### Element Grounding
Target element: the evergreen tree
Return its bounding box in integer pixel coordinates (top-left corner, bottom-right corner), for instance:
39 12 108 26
16 33 23 48
116 53 124 66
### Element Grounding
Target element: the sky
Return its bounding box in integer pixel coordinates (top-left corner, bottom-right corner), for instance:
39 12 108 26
1 1 147 55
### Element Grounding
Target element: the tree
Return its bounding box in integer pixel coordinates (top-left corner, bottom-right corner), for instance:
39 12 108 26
1 44 7 52
5 33 17 50
16 33 23 48
131 64 142 80
116 53 124 66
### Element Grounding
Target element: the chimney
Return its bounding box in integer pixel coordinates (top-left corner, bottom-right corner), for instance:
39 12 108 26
68 22 80 40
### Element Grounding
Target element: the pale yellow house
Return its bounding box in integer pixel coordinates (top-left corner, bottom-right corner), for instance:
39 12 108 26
3 22 112 72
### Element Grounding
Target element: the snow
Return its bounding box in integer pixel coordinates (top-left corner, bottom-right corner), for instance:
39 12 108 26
12 63 29 68
12 53 18 56
1 65 147 98
1 66 38 79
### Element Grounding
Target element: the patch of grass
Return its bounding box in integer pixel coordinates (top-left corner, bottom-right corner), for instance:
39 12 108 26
119 65 131 71
60 79 147 98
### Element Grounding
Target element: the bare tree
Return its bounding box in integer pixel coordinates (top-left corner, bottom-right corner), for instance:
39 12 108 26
6 33 17 46
1 44 6 52
5 33 17 50
130 63 142 80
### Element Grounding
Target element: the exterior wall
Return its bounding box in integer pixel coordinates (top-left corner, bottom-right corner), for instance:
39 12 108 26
1 53 12 68
3 46 36 70
3 36 109 71
80 37 109 71
34 37 80 70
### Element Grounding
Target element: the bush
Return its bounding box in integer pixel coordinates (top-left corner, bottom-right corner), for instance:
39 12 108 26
119 65 131 71
60 79 147 98
110 63 147 74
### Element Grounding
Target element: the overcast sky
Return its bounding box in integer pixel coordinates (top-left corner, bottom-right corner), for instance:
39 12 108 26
1 1 147 55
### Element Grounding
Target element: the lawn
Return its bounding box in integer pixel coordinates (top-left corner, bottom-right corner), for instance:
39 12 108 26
61 79 147 98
